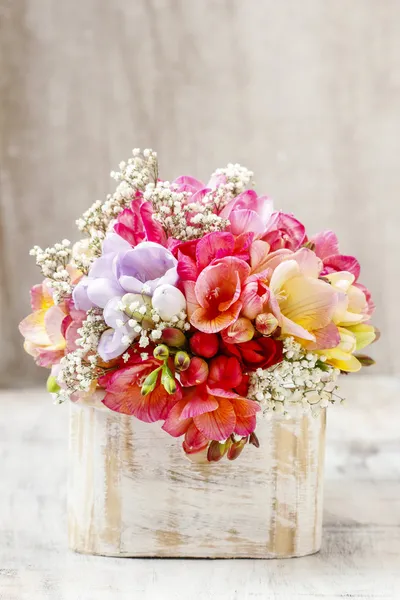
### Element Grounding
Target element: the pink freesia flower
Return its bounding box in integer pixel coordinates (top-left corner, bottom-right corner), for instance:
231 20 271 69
310 230 374 318
219 190 274 236
19 281 67 367
310 230 360 279
184 256 250 333
262 212 306 251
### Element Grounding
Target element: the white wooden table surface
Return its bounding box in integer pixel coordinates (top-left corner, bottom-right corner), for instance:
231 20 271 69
0 375 399 600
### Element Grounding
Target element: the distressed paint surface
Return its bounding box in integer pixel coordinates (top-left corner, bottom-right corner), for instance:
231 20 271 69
1 375 400 598
68 403 326 558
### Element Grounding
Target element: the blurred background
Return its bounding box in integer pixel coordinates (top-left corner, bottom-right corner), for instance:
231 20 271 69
1 0 399 387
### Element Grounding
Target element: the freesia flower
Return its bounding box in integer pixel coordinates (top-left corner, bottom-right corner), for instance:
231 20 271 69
162 384 260 448
184 256 250 333
100 356 182 421
19 280 68 367
266 248 340 348
219 190 274 236
262 212 306 251
221 336 283 371
73 234 179 360
310 230 360 279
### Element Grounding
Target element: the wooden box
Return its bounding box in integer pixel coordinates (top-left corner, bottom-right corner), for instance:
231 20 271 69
68 403 326 558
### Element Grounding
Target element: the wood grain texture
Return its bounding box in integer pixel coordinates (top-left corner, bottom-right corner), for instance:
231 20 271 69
0 0 399 386
68 404 326 558
0 375 399 598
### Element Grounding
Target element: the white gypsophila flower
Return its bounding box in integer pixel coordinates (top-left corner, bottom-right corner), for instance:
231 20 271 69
75 149 158 263
147 180 229 241
247 337 342 418
55 308 107 402
29 240 72 303
208 163 254 210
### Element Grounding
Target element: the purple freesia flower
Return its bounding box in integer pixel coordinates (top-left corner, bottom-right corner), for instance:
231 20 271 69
73 233 179 361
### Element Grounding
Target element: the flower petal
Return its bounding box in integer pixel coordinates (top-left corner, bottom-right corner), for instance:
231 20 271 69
310 230 339 259
323 255 361 280
44 306 67 346
190 300 242 333
280 276 338 331
19 310 50 346
196 232 235 271
234 414 257 436
162 399 192 437
193 398 236 441
180 389 218 419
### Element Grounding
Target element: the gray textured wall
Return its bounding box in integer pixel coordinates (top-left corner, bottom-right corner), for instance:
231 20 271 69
1 0 398 386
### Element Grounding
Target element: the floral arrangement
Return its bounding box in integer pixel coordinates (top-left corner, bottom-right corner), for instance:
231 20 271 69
20 149 376 462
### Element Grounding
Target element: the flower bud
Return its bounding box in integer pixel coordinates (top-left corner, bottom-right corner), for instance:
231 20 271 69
227 436 248 460
180 357 209 387
189 332 219 358
161 327 186 347
221 318 255 344
207 439 231 462
255 313 279 336
355 354 375 367
174 351 191 371
153 344 169 361
152 284 186 321
249 432 260 448
141 367 161 396
46 375 60 394
161 364 177 395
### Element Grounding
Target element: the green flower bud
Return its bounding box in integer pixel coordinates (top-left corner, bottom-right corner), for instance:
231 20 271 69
153 344 169 361
174 351 191 371
46 375 60 394
227 436 248 461
207 439 231 462
161 364 177 395
141 367 161 396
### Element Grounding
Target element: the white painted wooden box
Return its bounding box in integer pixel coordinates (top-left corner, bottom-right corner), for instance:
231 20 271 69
68 403 326 558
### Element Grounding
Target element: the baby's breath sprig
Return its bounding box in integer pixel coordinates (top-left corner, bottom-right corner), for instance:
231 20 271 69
209 163 254 211
248 338 342 418
29 239 72 304
55 308 107 402
76 149 158 260
146 180 228 241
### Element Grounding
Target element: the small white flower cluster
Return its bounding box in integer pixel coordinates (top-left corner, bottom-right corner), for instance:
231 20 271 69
248 338 342 418
56 309 107 402
209 163 254 210
146 181 228 241
76 149 158 262
29 240 72 304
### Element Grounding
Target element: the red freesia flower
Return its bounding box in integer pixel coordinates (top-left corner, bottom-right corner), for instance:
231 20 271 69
162 384 260 449
100 357 181 422
221 336 283 371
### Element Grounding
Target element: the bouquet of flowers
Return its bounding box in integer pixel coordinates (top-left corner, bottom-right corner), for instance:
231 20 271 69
20 149 376 462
